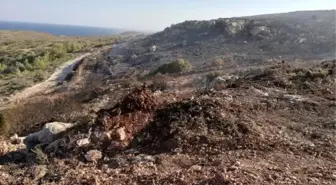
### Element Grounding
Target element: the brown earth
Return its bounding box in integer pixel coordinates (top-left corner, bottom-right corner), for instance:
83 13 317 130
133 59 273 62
0 59 335 185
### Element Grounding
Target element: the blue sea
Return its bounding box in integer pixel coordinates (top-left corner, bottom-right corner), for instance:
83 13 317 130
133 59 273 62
0 21 124 36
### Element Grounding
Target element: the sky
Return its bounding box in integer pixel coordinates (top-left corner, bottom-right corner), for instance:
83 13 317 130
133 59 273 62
1 0 335 31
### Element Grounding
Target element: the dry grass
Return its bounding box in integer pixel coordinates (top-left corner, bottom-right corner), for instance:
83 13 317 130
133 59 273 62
0 92 93 137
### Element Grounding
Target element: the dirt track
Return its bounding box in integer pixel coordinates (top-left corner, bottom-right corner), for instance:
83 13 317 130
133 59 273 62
6 53 90 104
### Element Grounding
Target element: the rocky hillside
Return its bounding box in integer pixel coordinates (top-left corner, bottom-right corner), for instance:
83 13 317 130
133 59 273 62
0 10 335 185
0 59 335 184
116 10 335 70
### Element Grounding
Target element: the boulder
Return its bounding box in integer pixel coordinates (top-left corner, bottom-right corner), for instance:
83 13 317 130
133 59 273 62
23 122 74 149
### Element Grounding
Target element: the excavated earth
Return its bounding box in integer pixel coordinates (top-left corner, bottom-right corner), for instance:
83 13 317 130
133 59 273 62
0 60 335 185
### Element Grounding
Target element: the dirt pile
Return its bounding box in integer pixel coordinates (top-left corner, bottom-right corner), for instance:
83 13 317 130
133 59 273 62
96 85 159 148
132 96 268 155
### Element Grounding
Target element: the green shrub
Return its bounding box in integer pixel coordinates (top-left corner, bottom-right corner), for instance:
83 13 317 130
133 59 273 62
152 59 192 75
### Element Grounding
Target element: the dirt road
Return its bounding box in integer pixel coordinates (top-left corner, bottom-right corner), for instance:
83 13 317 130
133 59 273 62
7 53 90 103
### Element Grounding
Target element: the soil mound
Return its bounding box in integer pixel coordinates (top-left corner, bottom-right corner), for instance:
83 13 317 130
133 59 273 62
96 85 159 148
133 98 261 154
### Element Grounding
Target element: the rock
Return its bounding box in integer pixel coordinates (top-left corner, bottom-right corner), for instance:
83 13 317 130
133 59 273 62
143 155 156 163
149 45 157 52
311 173 323 178
283 94 306 102
10 134 24 144
24 122 74 149
33 165 47 181
296 38 307 44
250 26 271 36
233 161 241 167
189 165 202 171
85 150 102 162
130 156 142 164
92 131 111 141
116 127 126 141
130 155 156 164
110 157 128 167
228 161 241 171
228 165 239 171
131 54 138 59
250 86 269 97
124 149 140 154
217 19 246 36
76 138 90 147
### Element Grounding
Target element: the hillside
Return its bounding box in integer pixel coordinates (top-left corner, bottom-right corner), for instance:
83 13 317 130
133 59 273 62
0 10 335 184
109 10 335 71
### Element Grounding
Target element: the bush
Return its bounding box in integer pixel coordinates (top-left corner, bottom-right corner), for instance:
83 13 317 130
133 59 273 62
212 57 224 67
152 59 192 75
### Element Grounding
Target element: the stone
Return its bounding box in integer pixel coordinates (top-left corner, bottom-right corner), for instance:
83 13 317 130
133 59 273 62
76 138 90 147
10 134 24 144
24 122 74 148
250 26 270 36
85 150 102 162
33 165 48 181
228 165 239 171
189 165 202 171
116 127 126 141
143 155 156 163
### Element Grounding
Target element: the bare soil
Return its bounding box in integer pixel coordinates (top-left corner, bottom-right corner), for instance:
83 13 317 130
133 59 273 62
0 59 335 185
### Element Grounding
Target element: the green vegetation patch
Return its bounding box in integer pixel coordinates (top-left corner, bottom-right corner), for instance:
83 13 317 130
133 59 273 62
0 30 118 96
151 59 192 75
